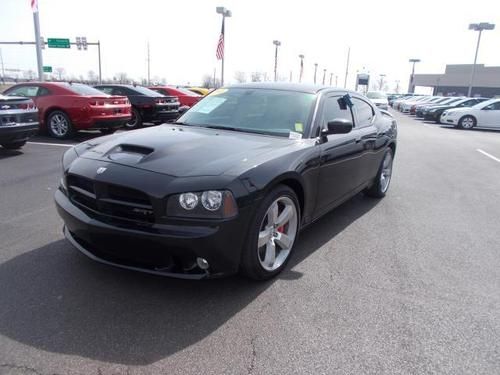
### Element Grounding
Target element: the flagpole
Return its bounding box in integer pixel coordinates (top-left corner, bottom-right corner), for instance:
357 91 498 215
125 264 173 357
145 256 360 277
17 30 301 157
221 16 225 87
32 3 44 81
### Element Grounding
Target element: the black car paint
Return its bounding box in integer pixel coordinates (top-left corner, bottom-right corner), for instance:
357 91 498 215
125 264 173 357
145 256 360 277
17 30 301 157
94 84 180 124
55 84 397 278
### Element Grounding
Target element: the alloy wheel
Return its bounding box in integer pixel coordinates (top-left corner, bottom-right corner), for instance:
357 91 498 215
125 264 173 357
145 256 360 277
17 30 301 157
461 117 475 129
49 114 69 137
380 152 393 193
257 196 298 271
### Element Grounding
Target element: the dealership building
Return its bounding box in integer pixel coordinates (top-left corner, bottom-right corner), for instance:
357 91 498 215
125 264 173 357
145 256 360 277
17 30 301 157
413 64 500 97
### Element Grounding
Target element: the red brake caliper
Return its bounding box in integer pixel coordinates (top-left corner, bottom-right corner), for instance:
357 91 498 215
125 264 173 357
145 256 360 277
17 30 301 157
276 225 285 233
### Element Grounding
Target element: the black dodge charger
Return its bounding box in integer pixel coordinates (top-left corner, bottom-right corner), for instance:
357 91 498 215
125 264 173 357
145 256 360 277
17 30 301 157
55 83 397 280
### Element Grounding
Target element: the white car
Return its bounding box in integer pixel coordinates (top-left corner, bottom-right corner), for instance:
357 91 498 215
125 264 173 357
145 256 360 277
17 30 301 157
440 98 500 129
366 91 389 110
400 96 435 113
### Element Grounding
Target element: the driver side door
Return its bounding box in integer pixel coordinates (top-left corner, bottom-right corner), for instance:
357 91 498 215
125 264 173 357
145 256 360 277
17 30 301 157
479 101 500 127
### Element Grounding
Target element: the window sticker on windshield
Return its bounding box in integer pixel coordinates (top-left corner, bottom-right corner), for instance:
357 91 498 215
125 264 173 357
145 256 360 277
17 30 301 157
289 131 302 140
194 97 227 114
210 88 228 96
294 122 304 132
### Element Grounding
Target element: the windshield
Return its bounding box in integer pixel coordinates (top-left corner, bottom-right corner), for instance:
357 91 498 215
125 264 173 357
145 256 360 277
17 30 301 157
178 88 316 137
366 92 387 99
66 83 109 96
131 86 164 97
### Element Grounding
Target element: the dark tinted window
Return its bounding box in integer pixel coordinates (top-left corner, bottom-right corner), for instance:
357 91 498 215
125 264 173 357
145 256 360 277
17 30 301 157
321 95 354 129
112 87 129 96
96 87 113 95
37 87 51 96
65 83 107 96
484 101 500 110
130 86 164 97
352 98 374 128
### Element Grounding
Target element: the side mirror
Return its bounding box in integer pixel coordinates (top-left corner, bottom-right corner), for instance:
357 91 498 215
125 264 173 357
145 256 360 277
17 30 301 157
322 118 353 136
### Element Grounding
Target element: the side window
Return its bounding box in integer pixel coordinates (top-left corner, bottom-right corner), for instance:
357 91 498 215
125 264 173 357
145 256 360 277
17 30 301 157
352 98 374 128
97 87 113 95
483 102 500 110
321 96 354 130
6 86 39 97
112 88 127 96
37 87 51 96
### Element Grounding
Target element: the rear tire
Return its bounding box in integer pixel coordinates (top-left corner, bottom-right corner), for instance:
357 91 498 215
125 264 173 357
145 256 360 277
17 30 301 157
364 149 394 198
1 141 26 150
241 185 300 281
457 115 476 130
125 108 142 130
47 111 75 139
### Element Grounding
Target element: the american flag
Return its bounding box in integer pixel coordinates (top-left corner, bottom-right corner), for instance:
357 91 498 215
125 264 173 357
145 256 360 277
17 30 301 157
216 19 225 60
31 0 38 12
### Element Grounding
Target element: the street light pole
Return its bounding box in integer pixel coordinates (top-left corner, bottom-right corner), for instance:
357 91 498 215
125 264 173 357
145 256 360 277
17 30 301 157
343 47 350 88
329 72 333 86
322 69 326 84
379 74 386 91
216 6 231 86
408 58 421 93
298 54 304 83
467 22 495 97
313 63 318 84
32 9 44 81
273 40 281 82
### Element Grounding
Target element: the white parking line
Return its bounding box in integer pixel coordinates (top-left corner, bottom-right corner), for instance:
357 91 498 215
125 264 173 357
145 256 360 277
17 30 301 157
27 141 74 148
477 149 500 163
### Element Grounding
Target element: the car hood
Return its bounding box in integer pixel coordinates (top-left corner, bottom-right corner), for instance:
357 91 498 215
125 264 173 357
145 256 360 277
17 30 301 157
445 107 470 115
427 105 453 111
77 124 300 177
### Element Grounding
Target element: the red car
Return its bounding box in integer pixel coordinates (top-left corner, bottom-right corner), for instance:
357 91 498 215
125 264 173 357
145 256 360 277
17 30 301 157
148 86 202 107
4 82 132 139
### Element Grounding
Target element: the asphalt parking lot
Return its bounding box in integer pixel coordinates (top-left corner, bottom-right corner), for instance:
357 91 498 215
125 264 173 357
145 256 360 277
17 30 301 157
1 112 499 375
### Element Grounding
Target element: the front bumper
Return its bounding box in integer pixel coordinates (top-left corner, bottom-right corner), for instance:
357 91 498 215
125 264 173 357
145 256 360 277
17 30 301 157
440 114 459 125
424 112 440 122
0 123 39 143
144 110 179 124
55 189 252 279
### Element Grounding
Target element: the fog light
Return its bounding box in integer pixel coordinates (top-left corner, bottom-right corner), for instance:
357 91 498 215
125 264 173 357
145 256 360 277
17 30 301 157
196 257 209 270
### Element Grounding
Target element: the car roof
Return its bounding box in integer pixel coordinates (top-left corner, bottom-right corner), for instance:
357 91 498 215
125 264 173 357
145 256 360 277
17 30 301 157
227 82 344 94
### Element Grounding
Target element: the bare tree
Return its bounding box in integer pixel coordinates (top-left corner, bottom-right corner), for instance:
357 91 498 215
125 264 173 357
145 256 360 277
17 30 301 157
87 70 97 83
201 74 221 88
234 71 247 83
23 69 35 80
160 77 167 85
251 71 263 82
116 72 129 84
55 67 66 80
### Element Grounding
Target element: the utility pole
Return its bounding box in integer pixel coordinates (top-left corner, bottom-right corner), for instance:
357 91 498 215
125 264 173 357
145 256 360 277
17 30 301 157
408 58 421 93
97 40 102 83
379 74 386 91
289 70 292 82
273 40 281 82
313 63 318 84
335 75 338 86
467 22 495 97
322 69 326 84
343 47 350 88
32 5 44 81
298 54 304 83
329 72 333 86
147 41 150 86
0 48 5 82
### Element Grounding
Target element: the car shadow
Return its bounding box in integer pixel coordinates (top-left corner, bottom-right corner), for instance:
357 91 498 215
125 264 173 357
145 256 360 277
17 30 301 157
0 194 379 365
439 125 500 133
0 148 23 159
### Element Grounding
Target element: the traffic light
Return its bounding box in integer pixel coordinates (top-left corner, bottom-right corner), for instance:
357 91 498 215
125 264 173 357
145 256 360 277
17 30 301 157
82 37 87 50
76 37 82 50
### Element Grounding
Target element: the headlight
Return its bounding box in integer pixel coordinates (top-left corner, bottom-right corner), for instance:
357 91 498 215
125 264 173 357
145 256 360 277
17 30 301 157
179 192 199 210
167 190 238 219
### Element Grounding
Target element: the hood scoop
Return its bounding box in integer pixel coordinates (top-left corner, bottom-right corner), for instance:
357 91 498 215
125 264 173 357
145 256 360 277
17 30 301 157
104 144 154 165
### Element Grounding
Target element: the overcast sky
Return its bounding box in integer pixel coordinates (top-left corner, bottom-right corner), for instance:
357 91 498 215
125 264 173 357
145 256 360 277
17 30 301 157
1 0 499 92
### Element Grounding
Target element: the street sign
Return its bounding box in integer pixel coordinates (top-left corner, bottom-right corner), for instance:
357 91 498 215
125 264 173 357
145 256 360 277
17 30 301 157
47 38 70 49
43 66 52 73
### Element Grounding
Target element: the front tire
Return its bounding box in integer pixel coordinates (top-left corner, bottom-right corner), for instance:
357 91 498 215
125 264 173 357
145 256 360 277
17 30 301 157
47 111 74 139
125 108 142 130
457 115 476 130
241 185 300 280
365 149 394 198
1 141 26 150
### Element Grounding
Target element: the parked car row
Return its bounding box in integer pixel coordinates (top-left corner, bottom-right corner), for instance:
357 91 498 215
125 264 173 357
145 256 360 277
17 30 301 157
391 94 500 129
0 82 209 145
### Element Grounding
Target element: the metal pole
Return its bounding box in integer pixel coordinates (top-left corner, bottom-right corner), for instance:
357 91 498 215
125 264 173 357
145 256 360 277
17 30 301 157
147 41 151 86
344 47 350 88
322 69 326 84
0 48 5 81
313 63 318 84
274 43 278 81
408 62 416 93
335 75 338 86
221 15 225 86
97 40 102 84
329 73 333 85
298 55 304 83
33 11 44 81
289 71 292 82
467 30 482 97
